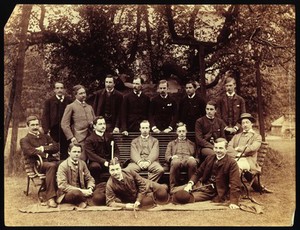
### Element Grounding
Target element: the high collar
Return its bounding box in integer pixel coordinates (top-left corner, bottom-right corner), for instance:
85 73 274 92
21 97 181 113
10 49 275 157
95 130 105 137
160 94 168 99
187 93 196 99
206 115 214 120
226 92 236 97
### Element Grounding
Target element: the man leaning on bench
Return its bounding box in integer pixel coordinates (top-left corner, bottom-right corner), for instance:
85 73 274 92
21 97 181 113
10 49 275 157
20 74 273 210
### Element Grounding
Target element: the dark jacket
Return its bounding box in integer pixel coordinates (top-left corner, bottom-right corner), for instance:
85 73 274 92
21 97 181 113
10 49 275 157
149 94 178 130
92 89 123 128
178 94 206 132
216 93 246 129
121 91 150 132
20 132 59 161
85 131 120 165
41 95 72 141
190 154 241 205
195 116 226 149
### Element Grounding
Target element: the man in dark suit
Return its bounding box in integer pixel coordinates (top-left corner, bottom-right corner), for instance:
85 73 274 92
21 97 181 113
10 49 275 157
149 79 178 133
121 76 150 135
20 115 60 208
42 82 72 160
178 80 206 132
85 116 120 184
216 72 246 141
92 75 123 133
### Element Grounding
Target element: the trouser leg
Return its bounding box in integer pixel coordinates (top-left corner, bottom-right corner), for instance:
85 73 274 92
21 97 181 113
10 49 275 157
41 161 59 200
147 161 164 182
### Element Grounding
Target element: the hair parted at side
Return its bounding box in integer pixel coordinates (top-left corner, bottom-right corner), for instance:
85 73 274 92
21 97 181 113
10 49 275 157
26 115 39 126
93 116 105 125
68 143 82 152
214 137 228 148
73 84 85 95
206 100 217 109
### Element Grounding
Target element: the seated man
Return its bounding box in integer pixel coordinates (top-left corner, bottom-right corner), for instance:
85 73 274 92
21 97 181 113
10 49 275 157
56 143 106 208
106 158 169 209
172 138 241 210
195 100 226 161
20 115 60 208
125 120 164 182
165 122 198 192
85 116 120 184
227 113 273 193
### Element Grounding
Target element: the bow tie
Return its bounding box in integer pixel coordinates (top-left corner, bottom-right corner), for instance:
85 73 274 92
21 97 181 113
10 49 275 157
71 159 78 165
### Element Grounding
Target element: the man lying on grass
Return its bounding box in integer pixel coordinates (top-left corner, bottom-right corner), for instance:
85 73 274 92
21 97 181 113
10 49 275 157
106 158 169 209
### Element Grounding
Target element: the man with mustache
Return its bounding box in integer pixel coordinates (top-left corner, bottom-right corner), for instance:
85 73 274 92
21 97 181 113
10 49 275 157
20 115 60 208
61 85 95 161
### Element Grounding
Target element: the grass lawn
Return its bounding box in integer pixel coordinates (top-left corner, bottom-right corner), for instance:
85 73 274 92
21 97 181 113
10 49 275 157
4 138 295 226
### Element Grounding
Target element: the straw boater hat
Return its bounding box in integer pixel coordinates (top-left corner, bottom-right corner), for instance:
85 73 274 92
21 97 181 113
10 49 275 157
238 113 256 123
172 190 195 204
153 187 170 205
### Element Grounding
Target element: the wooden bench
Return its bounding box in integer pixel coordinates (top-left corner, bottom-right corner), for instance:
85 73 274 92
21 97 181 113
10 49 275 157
22 152 46 202
112 132 196 184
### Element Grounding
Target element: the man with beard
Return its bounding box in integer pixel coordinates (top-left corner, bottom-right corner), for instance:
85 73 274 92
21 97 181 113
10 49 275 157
149 79 178 133
42 82 72 160
121 76 150 135
92 75 123 133
61 85 95 161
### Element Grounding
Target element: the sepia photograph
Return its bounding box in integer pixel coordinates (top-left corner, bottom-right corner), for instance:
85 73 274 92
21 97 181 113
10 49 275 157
3 4 296 227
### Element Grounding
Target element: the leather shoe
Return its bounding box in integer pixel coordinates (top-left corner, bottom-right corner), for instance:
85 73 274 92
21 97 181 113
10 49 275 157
47 198 58 208
261 186 273 194
78 201 87 209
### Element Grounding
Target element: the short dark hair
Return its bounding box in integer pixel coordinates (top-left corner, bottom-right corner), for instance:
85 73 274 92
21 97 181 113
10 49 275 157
214 138 228 148
73 85 85 96
225 76 236 84
206 100 217 109
105 75 116 84
93 116 105 125
68 143 82 152
185 80 197 89
176 122 187 129
26 115 39 126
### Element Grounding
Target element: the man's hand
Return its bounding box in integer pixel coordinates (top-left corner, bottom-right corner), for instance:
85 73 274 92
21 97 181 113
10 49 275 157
143 160 151 169
122 131 129 136
184 183 193 192
71 137 78 144
171 155 179 160
80 188 93 197
125 203 135 209
35 146 44 152
229 203 239 209
112 127 120 133
189 156 195 160
104 161 109 167
152 128 161 133
163 128 172 133
134 201 141 209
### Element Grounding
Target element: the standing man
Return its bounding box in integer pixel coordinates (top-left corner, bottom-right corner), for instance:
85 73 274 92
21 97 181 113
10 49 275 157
216 72 246 141
106 158 169 209
121 76 150 135
56 143 106 208
20 115 60 208
85 116 120 184
92 75 123 133
227 113 272 193
172 138 241 210
195 101 226 161
178 80 206 132
42 82 72 160
126 120 164 182
61 85 95 161
165 122 198 192
149 79 178 133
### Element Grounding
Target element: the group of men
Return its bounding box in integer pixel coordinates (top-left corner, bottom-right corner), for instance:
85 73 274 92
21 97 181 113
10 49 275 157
20 71 272 210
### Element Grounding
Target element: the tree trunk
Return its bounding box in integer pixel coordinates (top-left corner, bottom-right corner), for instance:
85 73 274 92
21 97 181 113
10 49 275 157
255 52 265 141
7 5 32 175
198 46 207 100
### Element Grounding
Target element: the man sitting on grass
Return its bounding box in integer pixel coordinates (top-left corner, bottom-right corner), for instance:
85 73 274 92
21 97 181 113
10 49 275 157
56 143 106 208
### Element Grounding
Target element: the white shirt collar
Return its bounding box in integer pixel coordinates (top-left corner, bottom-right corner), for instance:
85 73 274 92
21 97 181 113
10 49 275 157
206 115 214 119
141 135 149 139
95 130 104 137
216 154 226 160
76 99 85 104
160 94 168 99
56 95 64 100
188 93 196 99
226 92 235 97
134 90 142 97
